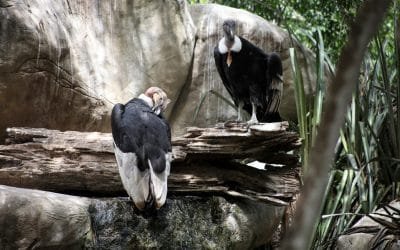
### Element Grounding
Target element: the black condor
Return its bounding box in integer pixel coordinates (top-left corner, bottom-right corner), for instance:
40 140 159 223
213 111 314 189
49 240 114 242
214 19 283 123
111 87 171 211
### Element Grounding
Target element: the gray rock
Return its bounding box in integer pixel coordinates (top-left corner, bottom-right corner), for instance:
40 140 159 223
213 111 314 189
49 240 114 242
0 185 284 249
337 201 400 249
0 185 93 249
0 0 195 141
90 196 283 249
169 4 318 135
0 1 320 139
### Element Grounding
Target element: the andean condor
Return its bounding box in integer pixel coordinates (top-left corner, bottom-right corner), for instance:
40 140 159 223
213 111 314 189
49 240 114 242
111 87 172 211
214 19 283 124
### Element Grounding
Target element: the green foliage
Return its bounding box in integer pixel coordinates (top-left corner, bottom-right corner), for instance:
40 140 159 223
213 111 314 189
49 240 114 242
286 3 400 248
289 28 330 174
289 47 309 173
292 13 400 250
189 0 400 246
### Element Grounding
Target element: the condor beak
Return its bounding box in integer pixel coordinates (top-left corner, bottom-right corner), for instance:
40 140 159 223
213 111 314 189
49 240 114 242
152 93 171 115
152 105 161 115
151 93 162 114
276 74 283 82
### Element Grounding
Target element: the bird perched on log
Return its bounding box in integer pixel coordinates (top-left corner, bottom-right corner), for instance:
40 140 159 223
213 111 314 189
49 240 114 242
214 19 283 124
111 87 172 211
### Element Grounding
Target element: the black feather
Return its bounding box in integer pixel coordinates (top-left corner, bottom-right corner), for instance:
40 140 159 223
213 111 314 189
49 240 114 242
111 98 171 172
214 34 283 122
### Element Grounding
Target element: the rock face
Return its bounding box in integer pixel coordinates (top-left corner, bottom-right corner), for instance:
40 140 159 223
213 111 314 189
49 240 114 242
0 0 196 141
169 4 318 135
0 1 319 140
0 185 93 248
0 185 284 249
336 201 400 249
91 196 283 249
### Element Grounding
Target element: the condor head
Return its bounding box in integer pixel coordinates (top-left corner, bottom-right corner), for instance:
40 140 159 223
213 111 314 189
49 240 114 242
145 86 171 115
222 19 237 43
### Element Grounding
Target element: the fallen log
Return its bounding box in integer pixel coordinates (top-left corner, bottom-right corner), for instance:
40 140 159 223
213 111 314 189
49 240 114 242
0 123 301 205
174 122 300 161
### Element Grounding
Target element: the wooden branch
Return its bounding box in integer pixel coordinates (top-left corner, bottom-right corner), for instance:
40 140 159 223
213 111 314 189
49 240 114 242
5 122 300 164
282 0 392 249
0 124 300 205
174 122 301 161
171 161 299 205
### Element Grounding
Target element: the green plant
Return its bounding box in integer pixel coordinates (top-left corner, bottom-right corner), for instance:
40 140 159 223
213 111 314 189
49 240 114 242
289 9 399 248
311 33 399 250
189 1 400 247
289 28 329 175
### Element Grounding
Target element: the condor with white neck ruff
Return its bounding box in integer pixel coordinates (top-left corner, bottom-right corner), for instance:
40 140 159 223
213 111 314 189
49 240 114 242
111 87 172 211
214 19 283 124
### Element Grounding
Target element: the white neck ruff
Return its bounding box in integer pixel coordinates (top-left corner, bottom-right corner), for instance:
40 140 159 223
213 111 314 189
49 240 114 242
138 93 153 108
218 36 242 54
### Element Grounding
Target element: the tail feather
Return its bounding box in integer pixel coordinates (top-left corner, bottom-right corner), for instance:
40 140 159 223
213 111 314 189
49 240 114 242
143 143 167 173
260 78 283 122
148 155 170 209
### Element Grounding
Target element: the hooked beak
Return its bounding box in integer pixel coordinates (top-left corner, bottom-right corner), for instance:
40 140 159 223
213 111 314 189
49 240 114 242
152 93 162 114
152 95 171 115
152 106 161 115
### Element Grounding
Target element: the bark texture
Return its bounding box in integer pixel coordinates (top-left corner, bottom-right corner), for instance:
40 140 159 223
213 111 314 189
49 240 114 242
0 123 300 205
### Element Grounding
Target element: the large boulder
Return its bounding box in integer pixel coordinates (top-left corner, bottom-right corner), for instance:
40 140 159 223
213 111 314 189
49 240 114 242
0 1 319 139
0 0 196 141
337 201 400 249
169 4 318 135
0 185 93 248
0 185 284 249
